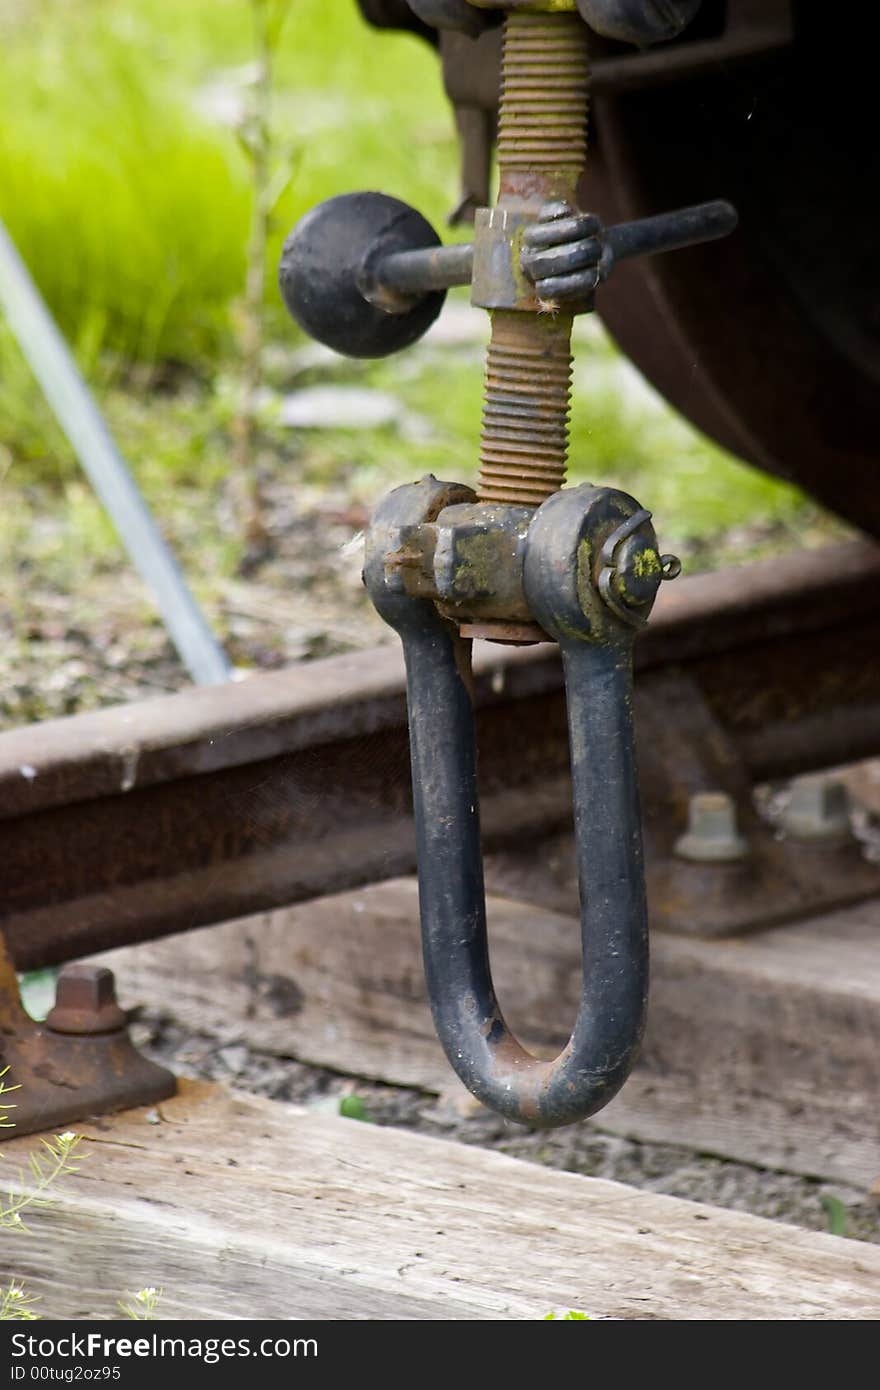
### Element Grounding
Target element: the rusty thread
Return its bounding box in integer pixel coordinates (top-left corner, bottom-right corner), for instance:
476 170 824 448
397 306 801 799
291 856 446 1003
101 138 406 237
496 10 589 202
477 11 589 509
478 311 573 507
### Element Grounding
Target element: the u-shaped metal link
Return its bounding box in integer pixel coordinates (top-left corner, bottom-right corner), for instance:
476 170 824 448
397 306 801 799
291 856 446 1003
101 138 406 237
366 479 661 1128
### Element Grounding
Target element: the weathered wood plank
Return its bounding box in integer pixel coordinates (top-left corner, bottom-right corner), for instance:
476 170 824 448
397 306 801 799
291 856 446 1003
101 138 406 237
4 1083 879 1320
95 880 880 1188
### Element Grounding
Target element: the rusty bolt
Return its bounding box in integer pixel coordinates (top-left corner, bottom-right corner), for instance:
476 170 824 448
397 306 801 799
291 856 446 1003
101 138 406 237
674 791 750 863
45 964 128 1036
781 774 851 845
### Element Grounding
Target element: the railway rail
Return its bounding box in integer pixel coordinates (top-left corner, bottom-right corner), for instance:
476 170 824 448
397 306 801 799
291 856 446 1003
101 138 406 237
2 538 879 974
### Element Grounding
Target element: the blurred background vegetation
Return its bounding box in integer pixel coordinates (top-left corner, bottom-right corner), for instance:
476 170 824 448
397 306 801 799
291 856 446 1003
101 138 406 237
0 0 846 722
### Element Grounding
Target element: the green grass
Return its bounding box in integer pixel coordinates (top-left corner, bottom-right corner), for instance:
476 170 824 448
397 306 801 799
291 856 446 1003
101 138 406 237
0 22 247 366
821 1194 848 1237
0 0 453 367
0 0 458 483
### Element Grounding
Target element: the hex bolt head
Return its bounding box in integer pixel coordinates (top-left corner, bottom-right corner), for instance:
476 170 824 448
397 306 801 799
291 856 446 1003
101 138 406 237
674 791 750 863
45 964 128 1036
781 775 852 844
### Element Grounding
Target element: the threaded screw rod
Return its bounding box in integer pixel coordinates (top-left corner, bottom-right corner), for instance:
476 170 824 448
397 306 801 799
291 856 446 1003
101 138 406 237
477 10 589 509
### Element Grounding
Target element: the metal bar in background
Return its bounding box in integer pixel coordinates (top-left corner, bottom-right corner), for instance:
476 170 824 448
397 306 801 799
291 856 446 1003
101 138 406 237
0 218 230 687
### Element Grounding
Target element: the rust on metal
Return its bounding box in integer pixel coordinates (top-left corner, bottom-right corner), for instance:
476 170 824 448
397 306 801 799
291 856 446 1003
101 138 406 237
495 10 588 203
478 311 574 507
0 943 175 1137
459 619 548 643
476 10 588 514
45 963 128 1035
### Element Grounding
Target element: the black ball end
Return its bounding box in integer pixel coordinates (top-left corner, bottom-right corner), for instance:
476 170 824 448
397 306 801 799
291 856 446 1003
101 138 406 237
278 192 445 359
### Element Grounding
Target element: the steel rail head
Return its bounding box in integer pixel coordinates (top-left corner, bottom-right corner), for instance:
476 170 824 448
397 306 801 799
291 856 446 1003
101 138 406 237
365 477 672 1126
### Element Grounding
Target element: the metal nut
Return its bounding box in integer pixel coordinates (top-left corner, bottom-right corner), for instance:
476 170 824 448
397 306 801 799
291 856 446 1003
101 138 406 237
674 791 750 863
45 964 127 1036
781 775 851 845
